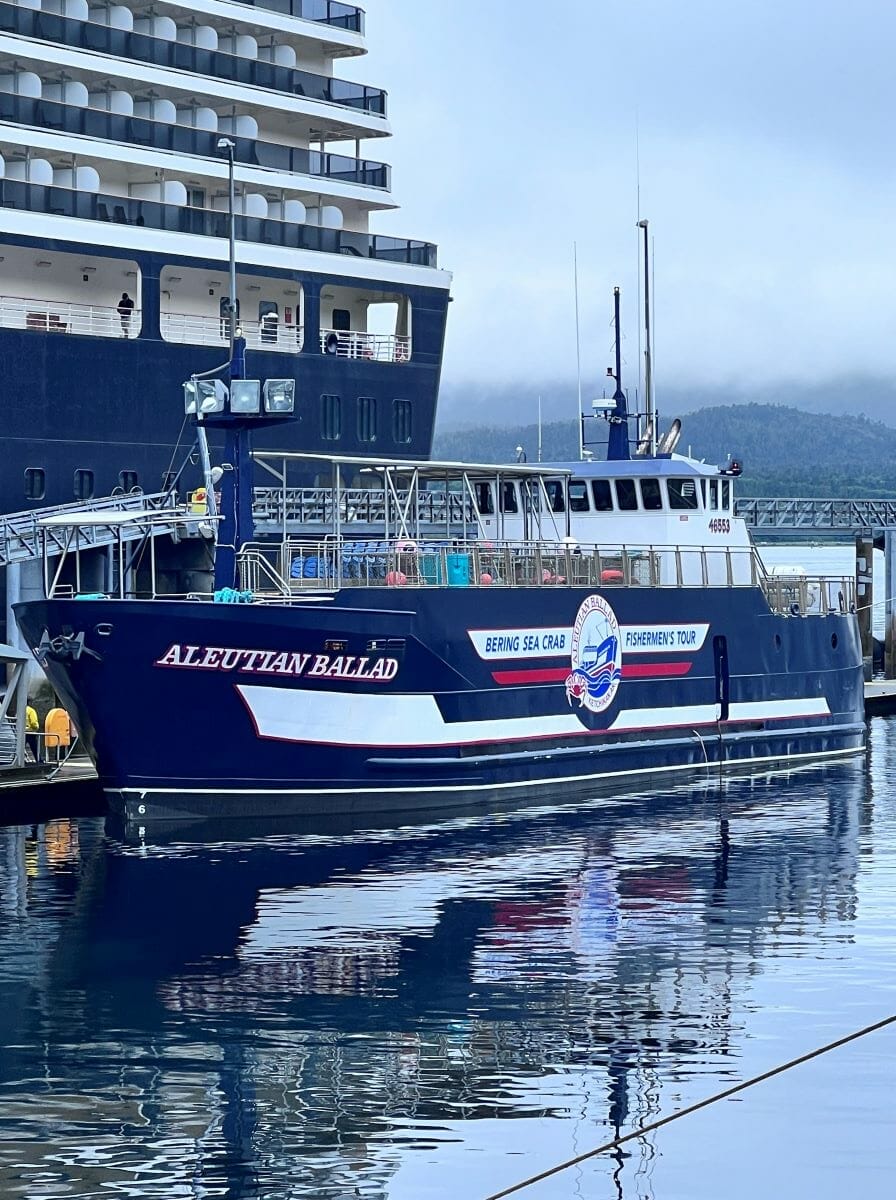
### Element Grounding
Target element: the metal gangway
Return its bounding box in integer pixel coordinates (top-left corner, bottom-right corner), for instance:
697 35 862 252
736 496 896 539
0 492 185 567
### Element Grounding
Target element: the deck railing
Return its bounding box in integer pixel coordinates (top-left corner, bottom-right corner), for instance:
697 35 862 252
320 328 411 362
0 294 141 339
160 312 304 353
236 538 856 616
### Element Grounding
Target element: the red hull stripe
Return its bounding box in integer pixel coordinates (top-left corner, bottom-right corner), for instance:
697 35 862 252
492 662 693 686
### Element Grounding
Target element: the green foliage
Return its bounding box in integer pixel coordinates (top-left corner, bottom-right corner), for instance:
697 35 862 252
433 403 896 497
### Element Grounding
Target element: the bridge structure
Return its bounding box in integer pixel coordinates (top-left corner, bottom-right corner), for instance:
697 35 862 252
736 496 896 542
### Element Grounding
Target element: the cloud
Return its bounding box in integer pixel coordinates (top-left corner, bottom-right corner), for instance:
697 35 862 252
359 1 896 387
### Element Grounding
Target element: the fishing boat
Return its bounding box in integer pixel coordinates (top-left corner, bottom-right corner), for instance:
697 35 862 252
12 280 865 822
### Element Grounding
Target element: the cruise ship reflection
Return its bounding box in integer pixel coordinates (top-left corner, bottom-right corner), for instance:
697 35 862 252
0 759 869 1199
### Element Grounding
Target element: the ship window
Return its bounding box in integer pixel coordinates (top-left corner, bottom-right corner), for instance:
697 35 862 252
392 399 412 443
475 482 494 515
162 471 177 495
591 479 613 511
24 468 45 501
668 478 699 509
357 396 377 442
614 479 638 511
545 481 565 513
699 479 707 505
569 480 590 512
332 308 351 332
119 470 139 493
721 479 731 509
321 394 341 440
639 478 663 510
708 480 719 510
74 469 94 501
500 482 518 513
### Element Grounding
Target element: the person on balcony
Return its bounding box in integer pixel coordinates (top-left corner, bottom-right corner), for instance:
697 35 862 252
117 292 135 336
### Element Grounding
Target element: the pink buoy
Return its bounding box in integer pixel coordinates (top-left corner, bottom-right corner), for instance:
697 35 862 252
386 570 407 587
480 572 493 586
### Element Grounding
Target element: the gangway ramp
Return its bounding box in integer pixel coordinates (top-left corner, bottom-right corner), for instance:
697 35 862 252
0 493 188 567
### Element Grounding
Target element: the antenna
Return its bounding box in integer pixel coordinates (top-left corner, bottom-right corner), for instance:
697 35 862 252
537 394 543 463
635 117 643 445
638 218 656 455
573 242 584 460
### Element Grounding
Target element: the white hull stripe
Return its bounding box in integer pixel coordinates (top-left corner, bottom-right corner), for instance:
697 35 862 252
111 744 865 800
236 685 832 749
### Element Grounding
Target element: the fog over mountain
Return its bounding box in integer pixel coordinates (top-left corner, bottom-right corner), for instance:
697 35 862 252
433 404 896 498
435 376 896 434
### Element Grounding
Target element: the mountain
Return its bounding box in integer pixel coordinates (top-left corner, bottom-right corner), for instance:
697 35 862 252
436 376 896 432
431 403 896 497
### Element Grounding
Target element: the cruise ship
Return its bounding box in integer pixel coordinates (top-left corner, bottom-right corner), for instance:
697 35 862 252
0 0 450 514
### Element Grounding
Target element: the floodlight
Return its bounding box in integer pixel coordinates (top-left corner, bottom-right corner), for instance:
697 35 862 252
183 378 228 415
230 379 261 414
263 377 295 413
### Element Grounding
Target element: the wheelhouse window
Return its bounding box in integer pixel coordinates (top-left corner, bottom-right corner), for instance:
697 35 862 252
721 479 731 509
500 482 519 513
668 477 699 509
24 467 45 501
321 394 341 441
614 479 638 511
639 479 663 510
708 480 719 510
475 482 495 515
569 480 590 512
74 469 94 501
591 479 613 512
357 396 377 443
392 399 412 444
545 481 565 513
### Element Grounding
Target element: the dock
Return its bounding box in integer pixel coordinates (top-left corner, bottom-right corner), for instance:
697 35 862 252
865 681 896 715
0 760 101 826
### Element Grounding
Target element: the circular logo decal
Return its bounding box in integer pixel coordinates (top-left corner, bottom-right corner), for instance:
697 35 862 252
565 594 623 714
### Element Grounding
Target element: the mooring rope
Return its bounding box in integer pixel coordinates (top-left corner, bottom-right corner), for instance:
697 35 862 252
481 1012 896 1200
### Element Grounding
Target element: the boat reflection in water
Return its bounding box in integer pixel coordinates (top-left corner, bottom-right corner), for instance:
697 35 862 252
0 758 872 1199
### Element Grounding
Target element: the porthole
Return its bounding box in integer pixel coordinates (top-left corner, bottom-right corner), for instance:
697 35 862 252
831 633 838 650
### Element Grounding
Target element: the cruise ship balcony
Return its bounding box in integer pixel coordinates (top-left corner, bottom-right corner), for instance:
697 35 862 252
319 328 410 363
234 0 364 34
0 2 386 116
161 311 304 353
0 293 141 337
0 91 391 189
0 178 437 265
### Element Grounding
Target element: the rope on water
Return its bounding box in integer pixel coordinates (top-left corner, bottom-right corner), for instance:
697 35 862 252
482 1012 896 1200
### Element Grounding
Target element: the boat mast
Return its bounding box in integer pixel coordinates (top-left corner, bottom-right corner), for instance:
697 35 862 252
638 218 656 455
574 242 584 460
606 286 630 461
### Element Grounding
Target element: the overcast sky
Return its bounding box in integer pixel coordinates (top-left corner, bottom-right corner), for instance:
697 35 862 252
353 1 896 395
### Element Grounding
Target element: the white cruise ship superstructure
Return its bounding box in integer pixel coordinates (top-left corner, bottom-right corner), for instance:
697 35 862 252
0 0 450 512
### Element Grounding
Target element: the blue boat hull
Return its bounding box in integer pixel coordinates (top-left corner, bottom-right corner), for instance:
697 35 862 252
15 585 866 821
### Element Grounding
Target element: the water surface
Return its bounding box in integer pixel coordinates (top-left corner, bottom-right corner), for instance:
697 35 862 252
2 721 896 1198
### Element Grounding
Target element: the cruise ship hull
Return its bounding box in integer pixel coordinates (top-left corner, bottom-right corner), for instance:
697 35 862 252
15 586 866 822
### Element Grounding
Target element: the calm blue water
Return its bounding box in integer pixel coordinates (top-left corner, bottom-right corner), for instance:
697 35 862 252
2 720 896 1198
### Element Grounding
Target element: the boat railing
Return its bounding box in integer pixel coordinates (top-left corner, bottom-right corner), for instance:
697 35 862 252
319 328 412 363
0 294 142 339
252 486 475 528
160 311 305 353
236 538 857 615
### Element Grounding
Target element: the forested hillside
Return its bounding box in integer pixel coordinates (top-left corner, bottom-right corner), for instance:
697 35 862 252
432 404 896 497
